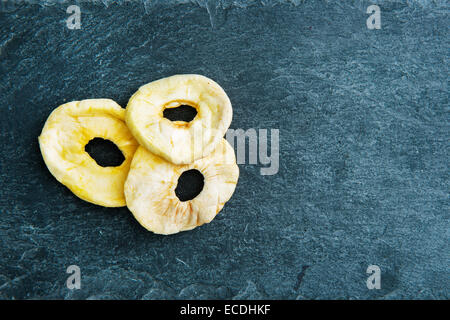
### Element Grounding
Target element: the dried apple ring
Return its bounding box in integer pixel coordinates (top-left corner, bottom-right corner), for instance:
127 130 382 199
124 138 239 235
126 74 232 165
38 99 138 207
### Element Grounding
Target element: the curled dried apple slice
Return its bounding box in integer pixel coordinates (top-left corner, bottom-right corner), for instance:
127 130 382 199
38 99 138 207
125 138 239 234
126 74 232 165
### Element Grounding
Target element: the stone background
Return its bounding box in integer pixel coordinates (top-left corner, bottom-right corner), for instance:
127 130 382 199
0 0 448 299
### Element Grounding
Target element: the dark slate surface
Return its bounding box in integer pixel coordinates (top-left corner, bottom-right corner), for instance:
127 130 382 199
0 0 448 300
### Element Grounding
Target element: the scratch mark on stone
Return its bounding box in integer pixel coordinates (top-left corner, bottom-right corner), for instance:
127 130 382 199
205 1 215 29
294 265 309 291
176 257 189 267
0 274 28 291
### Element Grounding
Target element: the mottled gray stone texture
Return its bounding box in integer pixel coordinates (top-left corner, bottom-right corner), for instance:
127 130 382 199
0 0 448 300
